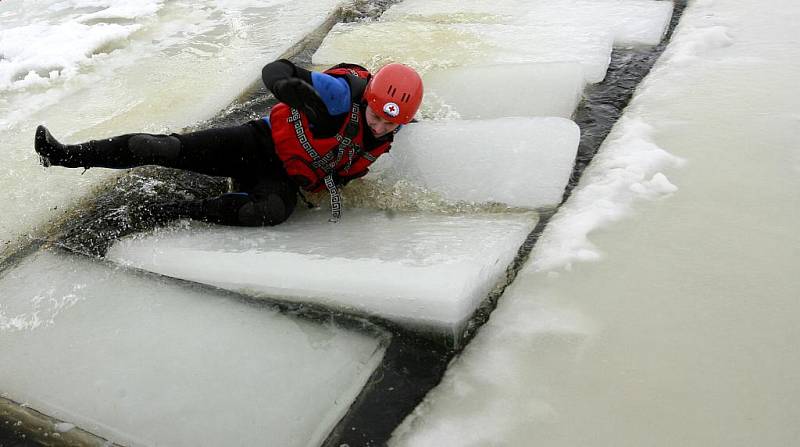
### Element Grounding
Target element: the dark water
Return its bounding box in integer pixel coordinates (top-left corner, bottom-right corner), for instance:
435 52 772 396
0 0 687 445
0 430 34 447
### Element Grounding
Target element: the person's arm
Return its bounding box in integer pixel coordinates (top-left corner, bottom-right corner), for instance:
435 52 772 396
262 59 329 123
262 59 313 88
262 60 353 126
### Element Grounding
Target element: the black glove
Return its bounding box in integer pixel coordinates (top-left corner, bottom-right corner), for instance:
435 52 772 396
271 78 328 123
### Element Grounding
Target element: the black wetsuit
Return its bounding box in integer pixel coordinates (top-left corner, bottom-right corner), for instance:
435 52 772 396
41 59 392 226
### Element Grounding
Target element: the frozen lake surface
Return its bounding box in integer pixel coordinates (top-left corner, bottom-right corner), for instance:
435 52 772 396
391 0 800 445
0 0 349 250
0 249 386 447
5 0 797 446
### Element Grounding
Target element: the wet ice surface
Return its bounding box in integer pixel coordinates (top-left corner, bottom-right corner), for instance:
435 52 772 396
369 118 580 208
0 0 348 249
391 0 800 446
0 249 386 447
0 0 684 445
106 209 538 334
422 63 585 119
312 21 614 83
381 0 673 47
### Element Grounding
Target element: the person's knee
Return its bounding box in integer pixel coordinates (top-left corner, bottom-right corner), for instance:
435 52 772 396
237 193 295 226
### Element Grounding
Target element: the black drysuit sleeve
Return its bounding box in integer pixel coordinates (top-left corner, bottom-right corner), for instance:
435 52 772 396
262 59 330 126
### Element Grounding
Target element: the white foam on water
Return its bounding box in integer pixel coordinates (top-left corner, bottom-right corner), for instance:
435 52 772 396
312 21 613 83
0 0 165 98
529 116 684 272
0 249 386 447
0 0 347 250
0 22 140 92
368 117 580 209
106 209 538 334
421 63 585 119
381 0 673 46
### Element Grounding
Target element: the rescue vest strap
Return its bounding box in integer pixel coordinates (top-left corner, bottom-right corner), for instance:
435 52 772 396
287 103 362 223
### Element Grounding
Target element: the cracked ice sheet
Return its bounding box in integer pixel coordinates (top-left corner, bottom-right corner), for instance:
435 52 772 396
106 209 538 334
381 0 673 47
0 249 386 447
312 21 613 83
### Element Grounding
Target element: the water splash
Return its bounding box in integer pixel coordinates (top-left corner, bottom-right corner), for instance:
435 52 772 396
310 177 528 215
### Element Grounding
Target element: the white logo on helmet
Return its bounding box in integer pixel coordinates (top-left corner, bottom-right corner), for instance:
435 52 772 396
383 102 400 117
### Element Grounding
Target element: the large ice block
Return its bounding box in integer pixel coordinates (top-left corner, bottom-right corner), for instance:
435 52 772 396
422 63 585 119
312 21 614 83
381 0 673 46
369 118 580 209
106 209 538 334
0 249 386 447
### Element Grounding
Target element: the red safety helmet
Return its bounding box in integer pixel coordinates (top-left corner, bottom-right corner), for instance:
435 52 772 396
364 63 424 125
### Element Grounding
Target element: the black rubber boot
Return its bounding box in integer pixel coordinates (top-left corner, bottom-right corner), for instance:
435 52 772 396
35 125 92 168
34 125 182 169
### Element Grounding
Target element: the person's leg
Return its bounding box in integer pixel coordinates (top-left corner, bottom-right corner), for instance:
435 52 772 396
140 130 298 227
169 121 273 178
36 121 299 226
35 125 182 169
191 163 299 226
150 179 297 227
34 121 272 178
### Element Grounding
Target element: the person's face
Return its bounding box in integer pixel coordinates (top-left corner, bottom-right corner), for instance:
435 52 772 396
365 105 401 138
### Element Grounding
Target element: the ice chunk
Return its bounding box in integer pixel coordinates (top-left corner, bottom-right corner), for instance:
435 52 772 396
369 118 580 209
380 0 673 46
53 423 76 433
0 249 386 447
422 63 585 119
105 209 538 335
312 21 613 83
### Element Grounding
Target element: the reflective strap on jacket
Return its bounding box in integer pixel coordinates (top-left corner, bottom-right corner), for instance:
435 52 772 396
288 102 362 222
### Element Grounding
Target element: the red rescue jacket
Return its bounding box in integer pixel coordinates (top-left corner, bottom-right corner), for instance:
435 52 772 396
269 65 392 193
